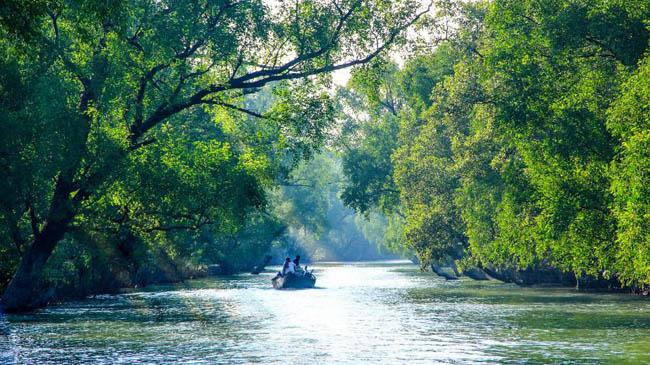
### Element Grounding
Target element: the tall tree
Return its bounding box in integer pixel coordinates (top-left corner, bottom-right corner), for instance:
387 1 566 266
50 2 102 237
0 0 429 311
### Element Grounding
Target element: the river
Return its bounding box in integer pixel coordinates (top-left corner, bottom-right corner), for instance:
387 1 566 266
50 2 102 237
1 261 649 364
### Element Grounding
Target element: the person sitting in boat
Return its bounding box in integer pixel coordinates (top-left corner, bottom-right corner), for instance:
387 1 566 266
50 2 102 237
280 257 295 276
293 255 309 276
278 258 289 277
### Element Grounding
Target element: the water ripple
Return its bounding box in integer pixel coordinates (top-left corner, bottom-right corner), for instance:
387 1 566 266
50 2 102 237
3 261 650 364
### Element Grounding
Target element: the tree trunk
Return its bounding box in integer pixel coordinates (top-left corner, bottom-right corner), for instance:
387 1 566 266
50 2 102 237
431 264 458 280
462 267 491 281
1 224 67 311
2 69 96 312
1 177 77 312
449 260 461 277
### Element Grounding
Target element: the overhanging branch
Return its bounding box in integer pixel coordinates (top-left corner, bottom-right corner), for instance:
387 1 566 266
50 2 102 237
128 2 431 146
202 99 271 120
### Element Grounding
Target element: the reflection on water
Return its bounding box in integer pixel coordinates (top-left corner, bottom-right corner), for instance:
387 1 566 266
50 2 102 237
2 261 650 364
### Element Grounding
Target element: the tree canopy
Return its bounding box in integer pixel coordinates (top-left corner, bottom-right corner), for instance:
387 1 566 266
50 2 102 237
337 0 650 288
0 0 428 311
3 0 650 312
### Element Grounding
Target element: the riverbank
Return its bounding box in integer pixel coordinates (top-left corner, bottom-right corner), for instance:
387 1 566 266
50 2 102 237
5 257 648 313
427 263 650 296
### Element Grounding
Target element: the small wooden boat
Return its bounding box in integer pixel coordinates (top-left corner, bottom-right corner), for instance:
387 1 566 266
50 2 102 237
272 272 316 289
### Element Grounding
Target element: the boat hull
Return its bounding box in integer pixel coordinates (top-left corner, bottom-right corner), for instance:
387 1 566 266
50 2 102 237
272 273 316 289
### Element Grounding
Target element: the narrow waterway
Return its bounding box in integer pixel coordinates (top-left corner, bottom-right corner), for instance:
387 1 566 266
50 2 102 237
1 261 649 364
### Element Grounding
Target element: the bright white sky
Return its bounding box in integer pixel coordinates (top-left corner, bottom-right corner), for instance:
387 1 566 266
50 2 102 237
263 0 435 88
332 68 352 86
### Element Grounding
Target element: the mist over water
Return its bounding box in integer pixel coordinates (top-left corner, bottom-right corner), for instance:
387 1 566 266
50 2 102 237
2 261 649 364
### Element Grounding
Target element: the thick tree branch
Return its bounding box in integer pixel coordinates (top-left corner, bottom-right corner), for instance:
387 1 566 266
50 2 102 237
133 63 168 135
27 203 40 238
128 3 430 145
203 99 271 119
128 137 157 151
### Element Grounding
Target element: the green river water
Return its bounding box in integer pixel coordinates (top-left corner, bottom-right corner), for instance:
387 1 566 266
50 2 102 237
1 261 649 364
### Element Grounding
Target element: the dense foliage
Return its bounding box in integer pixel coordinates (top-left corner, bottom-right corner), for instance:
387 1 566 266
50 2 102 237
4 0 650 312
339 0 650 289
0 0 426 311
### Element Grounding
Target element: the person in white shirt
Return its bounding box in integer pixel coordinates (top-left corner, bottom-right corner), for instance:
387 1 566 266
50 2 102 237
281 257 295 276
